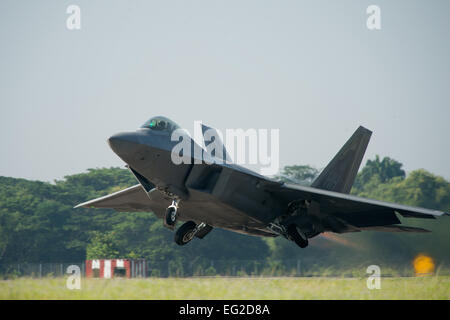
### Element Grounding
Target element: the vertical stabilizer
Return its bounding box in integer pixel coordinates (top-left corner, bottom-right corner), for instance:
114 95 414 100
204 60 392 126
311 126 372 194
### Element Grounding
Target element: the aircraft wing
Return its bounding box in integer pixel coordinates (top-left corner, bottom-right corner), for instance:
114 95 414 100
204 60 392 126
74 184 166 218
267 182 449 233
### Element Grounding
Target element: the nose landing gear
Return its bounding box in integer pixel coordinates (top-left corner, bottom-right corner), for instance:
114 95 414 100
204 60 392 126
164 200 178 228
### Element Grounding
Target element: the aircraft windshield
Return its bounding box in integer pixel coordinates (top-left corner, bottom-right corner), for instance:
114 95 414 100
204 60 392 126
141 116 180 133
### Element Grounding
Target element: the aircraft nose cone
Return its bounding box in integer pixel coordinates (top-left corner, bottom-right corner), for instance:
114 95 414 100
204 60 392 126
108 132 142 158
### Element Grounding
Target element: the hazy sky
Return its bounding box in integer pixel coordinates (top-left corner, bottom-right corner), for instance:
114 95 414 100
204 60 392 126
1 0 449 182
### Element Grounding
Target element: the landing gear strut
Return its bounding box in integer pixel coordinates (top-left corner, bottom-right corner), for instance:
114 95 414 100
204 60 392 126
164 200 178 228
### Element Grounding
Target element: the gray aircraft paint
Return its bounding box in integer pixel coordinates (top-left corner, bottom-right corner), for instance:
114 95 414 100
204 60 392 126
76 117 449 246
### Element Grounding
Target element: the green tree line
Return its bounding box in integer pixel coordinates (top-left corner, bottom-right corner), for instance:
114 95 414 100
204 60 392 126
0 156 449 273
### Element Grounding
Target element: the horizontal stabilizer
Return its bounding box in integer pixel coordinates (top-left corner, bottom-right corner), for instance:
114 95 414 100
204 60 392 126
360 225 431 233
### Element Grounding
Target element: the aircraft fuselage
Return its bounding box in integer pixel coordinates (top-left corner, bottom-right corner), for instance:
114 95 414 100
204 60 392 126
108 128 281 237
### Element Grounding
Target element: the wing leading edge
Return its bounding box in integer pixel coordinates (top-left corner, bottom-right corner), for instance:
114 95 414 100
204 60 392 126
74 184 166 218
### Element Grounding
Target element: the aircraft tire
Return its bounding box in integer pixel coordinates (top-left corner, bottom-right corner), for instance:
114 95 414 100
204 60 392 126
165 207 177 226
287 224 309 248
175 221 197 246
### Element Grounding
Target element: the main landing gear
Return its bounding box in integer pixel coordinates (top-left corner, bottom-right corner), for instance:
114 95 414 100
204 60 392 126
286 224 309 248
268 222 309 248
174 221 212 246
164 200 213 245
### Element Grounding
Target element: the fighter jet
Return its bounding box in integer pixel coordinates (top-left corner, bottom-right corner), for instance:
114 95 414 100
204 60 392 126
75 116 448 248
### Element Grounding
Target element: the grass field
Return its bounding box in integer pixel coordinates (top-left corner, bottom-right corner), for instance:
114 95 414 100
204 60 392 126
1 276 449 300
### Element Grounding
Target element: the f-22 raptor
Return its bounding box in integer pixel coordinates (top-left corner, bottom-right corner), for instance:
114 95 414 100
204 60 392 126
76 116 448 248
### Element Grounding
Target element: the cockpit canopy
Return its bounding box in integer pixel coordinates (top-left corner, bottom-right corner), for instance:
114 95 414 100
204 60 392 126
141 116 180 133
